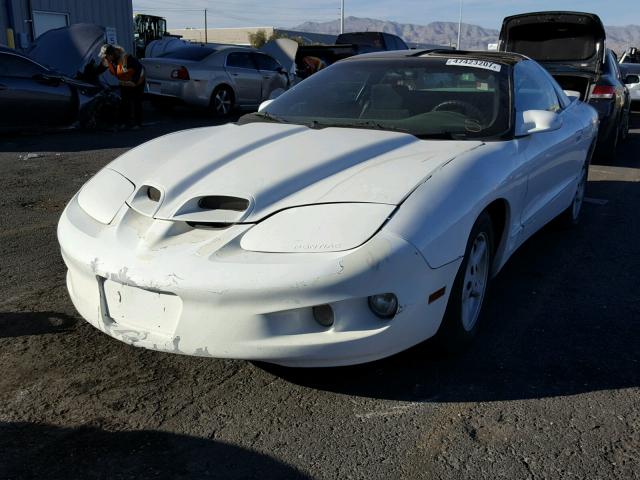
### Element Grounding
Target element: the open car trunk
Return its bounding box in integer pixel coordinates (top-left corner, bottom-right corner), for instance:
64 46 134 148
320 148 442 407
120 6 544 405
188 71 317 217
551 73 593 101
498 12 606 75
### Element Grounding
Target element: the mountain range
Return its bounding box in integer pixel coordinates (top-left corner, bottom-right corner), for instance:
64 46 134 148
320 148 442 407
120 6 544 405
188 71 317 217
293 16 640 53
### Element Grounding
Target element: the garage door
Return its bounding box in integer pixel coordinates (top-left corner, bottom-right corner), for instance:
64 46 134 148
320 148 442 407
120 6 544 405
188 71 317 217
33 11 69 38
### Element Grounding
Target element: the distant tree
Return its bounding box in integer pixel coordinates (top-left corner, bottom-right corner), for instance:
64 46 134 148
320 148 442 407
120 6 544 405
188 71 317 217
249 29 307 48
249 29 269 48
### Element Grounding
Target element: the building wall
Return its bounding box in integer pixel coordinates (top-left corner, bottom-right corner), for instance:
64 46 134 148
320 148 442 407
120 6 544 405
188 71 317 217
171 26 337 47
1 0 133 51
171 27 276 46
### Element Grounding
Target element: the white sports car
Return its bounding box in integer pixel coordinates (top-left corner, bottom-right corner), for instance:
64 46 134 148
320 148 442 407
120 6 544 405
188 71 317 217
58 50 598 367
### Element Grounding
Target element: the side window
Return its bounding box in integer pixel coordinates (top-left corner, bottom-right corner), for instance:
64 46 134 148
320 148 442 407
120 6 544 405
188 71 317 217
226 52 256 70
0 54 44 77
514 61 562 112
252 53 280 72
538 66 571 109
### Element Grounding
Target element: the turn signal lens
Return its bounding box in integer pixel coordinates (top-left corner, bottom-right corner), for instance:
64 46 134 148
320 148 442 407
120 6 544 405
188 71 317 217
368 293 398 319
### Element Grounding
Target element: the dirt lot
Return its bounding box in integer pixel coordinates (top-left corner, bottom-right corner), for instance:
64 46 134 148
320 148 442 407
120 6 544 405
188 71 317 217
1 108 639 479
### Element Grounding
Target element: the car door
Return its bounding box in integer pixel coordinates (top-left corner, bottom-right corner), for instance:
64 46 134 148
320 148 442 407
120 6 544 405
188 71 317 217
251 53 287 102
224 51 262 107
0 52 74 129
515 60 585 236
609 51 631 124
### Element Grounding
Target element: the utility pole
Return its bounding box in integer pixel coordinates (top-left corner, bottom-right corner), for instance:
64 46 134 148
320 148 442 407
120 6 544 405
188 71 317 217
456 0 463 50
340 0 345 34
204 9 208 43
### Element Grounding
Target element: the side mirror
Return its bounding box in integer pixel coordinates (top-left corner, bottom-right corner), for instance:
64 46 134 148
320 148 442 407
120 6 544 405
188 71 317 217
625 74 640 85
258 99 275 112
515 110 563 137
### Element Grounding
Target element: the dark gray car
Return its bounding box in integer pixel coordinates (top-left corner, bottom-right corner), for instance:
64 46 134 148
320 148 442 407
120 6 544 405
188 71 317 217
0 24 118 132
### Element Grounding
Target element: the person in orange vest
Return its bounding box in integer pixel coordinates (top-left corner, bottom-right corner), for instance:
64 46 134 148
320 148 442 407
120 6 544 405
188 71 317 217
98 44 146 130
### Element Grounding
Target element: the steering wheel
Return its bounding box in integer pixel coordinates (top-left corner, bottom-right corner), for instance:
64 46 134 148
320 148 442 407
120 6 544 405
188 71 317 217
431 100 486 124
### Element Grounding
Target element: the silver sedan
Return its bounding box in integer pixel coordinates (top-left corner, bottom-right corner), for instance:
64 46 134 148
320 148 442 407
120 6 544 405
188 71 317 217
142 45 289 116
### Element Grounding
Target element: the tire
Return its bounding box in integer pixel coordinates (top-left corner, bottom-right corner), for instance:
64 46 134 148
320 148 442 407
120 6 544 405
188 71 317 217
557 161 589 227
435 211 494 353
597 117 621 163
210 85 234 117
619 110 630 143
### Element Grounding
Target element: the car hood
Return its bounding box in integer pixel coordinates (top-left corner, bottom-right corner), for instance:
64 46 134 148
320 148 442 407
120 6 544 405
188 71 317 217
108 122 483 223
260 38 299 74
499 11 605 74
27 23 106 77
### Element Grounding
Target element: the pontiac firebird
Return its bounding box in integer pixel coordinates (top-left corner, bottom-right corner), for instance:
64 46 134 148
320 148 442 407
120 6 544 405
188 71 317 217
58 50 598 367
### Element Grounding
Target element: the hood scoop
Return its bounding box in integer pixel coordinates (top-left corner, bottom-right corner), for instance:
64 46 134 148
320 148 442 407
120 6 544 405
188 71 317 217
128 183 253 225
170 195 252 224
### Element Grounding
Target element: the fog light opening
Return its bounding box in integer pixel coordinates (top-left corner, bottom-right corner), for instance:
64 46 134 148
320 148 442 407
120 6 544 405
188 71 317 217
312 304 334 328
368 293 398 320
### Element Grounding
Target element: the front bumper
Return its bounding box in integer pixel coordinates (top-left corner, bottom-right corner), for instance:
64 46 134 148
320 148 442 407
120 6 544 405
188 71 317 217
59 196 459 367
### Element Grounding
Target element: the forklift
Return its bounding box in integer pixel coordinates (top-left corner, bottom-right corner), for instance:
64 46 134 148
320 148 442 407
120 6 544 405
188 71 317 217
133 14 169 58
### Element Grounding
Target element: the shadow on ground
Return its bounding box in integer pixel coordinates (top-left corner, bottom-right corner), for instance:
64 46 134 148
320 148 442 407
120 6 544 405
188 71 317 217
0 422 309 480
0 311 78 338
0 105 241 153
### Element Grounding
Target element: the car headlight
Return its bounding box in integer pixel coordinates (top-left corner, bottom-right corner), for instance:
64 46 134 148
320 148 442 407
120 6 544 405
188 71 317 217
77 168 135 224
240 203 395 253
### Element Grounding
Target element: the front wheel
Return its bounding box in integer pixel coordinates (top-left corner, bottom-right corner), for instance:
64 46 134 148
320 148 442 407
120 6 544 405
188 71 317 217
435 211 494 352
557 163 588 227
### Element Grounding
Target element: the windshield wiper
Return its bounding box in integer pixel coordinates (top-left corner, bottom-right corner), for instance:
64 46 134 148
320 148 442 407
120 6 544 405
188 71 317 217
253 111 289 124
415 131 467 140
308 120 411 134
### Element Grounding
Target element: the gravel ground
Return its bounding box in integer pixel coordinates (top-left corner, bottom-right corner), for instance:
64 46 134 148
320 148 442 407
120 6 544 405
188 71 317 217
0 108 639 479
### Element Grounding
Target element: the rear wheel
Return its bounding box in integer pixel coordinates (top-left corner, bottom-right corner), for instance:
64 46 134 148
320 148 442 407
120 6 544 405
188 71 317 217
598 116 621 162
435 211 494 352
210 86 234 117
557 162 588 227
619 110 630 143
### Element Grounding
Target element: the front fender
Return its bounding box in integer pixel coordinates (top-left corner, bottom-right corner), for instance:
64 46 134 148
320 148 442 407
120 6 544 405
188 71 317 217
385 141 524 269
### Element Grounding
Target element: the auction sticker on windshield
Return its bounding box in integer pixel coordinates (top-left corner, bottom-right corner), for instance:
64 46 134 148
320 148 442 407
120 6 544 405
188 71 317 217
445 59 502 72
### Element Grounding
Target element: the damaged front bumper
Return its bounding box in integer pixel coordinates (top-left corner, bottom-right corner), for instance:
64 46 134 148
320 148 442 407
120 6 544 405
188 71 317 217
58 195 459 367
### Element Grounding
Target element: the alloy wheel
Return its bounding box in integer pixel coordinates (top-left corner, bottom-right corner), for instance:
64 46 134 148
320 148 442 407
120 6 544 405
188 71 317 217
461 232 490 331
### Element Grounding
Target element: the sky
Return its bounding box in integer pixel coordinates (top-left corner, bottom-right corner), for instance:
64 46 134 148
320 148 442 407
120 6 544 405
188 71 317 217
132 0 640 30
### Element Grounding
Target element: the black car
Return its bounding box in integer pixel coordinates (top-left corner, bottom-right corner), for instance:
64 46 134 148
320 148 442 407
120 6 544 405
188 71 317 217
498 11 631 161
0 24 118 132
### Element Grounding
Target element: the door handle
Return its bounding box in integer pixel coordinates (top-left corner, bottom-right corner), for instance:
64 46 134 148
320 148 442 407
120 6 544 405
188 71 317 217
263 76 272 80
231 73 239 77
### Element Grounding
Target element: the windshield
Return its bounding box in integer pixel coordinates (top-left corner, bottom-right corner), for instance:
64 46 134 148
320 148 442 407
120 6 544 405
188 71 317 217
261 57 511 139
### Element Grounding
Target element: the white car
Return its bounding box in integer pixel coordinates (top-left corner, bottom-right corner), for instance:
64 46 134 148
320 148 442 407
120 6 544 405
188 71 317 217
58 50 598 367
